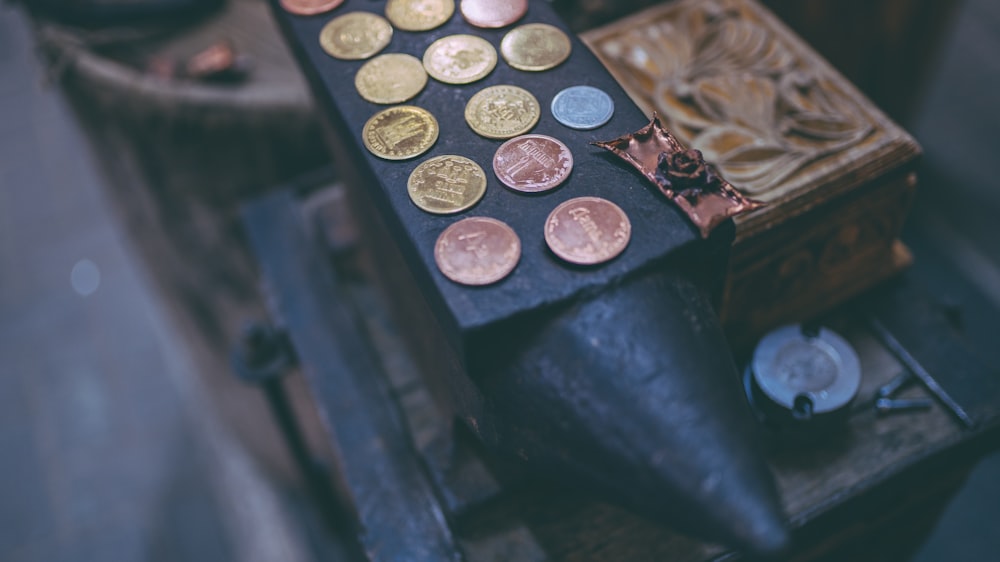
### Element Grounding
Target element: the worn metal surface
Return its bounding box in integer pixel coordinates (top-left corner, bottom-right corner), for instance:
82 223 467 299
242 190 463 562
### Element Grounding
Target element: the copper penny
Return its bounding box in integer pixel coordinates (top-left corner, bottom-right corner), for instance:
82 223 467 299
493 134 573 193
280 0 344 16
435 217 521 285
459 0 527 28
544 197 631 265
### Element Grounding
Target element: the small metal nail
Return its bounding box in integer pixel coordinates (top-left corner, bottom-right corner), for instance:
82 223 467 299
875 397 934 415
876 371 913 398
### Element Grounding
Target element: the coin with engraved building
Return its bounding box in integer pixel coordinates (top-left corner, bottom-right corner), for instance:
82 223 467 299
493 134 573 193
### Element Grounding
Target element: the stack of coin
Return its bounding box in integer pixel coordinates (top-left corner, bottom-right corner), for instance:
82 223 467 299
313 0 634 282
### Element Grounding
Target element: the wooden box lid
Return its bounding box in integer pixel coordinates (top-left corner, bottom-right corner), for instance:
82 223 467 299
581 0 922 244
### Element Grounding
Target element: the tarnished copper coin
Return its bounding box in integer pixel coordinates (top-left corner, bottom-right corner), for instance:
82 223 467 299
493 134 573 193
385 0 454 32
545 196 631 265
281 0 343 16
355 53 428 104
319 12 393 60
459 0 527 28
464 84 540 139
407 155 487 214
500 23 572 71
435 217 521 285
423 34 497 85
363 105 439 160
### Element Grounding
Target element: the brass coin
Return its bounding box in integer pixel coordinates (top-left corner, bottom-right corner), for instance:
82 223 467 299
385 0 454 32
435 217 521 285
281 0 344 16
464 85 540 139
544 196 631 265
423 34 497 85
319 12 393 60
493 134 573 193
408 155 487 214
355 53 428 104
500 23 572 71
459 0 527 28
363 106 439 160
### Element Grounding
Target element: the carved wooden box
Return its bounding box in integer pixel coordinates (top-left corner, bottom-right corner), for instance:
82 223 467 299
581 0 921 344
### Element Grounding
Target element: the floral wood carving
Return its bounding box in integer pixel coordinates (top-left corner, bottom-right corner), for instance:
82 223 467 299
583 0 878 199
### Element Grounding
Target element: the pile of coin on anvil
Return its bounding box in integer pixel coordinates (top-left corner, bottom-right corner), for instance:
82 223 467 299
282 0 631 285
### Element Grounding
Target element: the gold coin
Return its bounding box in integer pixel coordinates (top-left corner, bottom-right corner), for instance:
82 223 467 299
464 85 540 139
363 106 439 160
408 155 487 214
319 12 393 60
500 23 572 71
355 53 428 104
423 34 497 85
385 0 454 32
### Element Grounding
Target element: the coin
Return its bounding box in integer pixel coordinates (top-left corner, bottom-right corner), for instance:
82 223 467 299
500 23 572 71
435 217 520 285
355 53 428 104
385 0 454 32
408 155 487 214
423 34 497 85
363 106 439 160
464 85 540 139
319 12 393 60
551 85 615 130
281 0 344 16
545 197 631 265
459 0 526 28
493 134 573 193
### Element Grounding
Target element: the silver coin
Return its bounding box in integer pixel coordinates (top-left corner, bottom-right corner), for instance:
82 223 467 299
551 85 614 130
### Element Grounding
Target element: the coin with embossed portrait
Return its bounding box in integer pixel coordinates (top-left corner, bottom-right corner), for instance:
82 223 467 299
281 0 344 16
544 196 631 265
355 53 428 104
435 217 520 285
423 34 497 85
385 0 454 32
363 106 439 160
408 155 487 214
551 85 614 130
493 134 573 193
319 12 393 60
464 85 539 139
459 0 526 28
500 23 571 71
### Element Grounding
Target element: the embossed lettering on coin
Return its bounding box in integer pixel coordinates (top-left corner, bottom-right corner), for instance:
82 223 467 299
493 134 573 193
459 0 526 28
363 106 439 160
423 34 497 85
551 85 615 130
464 85 540 139
355 53 428 104
435 217 520 285
500 23 572 71
545 196 631 265
385 0 454 32
319 12 393 60
281 0 343 16
408 155 487 214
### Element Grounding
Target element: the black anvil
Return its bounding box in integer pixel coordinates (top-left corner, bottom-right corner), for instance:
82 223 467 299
269 0 787 556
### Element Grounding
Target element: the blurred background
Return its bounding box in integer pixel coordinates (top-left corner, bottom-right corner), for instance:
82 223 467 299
1 0 998 560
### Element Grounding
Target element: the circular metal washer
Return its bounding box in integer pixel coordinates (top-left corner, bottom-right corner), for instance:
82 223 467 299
750 325 861 416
